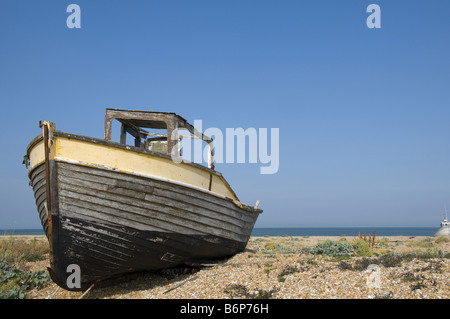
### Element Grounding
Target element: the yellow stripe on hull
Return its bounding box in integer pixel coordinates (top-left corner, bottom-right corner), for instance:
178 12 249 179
27 134 238 201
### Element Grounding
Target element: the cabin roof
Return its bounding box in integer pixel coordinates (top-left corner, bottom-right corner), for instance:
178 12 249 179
104 108 214 168
105 108 188 129
104 108 211 141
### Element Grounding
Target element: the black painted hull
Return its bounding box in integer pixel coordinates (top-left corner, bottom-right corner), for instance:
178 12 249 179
29 161 260 291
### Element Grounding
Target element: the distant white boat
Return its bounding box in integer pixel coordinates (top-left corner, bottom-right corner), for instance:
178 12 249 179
434 207 450 236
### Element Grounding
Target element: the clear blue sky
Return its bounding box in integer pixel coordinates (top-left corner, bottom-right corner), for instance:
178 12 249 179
1 0 450 229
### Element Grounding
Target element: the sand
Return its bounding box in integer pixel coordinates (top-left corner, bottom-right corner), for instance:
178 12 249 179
7 235 450 299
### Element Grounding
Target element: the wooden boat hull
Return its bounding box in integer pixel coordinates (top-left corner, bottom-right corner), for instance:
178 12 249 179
27 131 261 291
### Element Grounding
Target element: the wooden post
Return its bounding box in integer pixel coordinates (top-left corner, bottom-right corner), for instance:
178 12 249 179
372 232 376 249
120 123 126 144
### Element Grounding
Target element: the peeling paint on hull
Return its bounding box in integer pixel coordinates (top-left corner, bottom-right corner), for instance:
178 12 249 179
29 160 260 291
50 215 245 291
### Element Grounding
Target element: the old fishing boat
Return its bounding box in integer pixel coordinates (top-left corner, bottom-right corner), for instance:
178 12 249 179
24 109 262 290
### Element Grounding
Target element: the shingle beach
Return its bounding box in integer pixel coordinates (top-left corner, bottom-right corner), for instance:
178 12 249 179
5 235 450 299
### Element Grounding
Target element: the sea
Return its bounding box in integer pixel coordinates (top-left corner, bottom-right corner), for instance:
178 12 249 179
251 227 437 237
0 227 438 237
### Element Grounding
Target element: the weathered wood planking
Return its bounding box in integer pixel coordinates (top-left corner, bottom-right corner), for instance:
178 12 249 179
30 164 49 237
29 161 260 290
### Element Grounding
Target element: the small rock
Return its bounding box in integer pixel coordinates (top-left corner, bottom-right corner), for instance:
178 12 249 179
366 264 380 272
375 291 393 299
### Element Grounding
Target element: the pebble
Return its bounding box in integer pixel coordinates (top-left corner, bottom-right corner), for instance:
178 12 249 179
28 235 450 299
